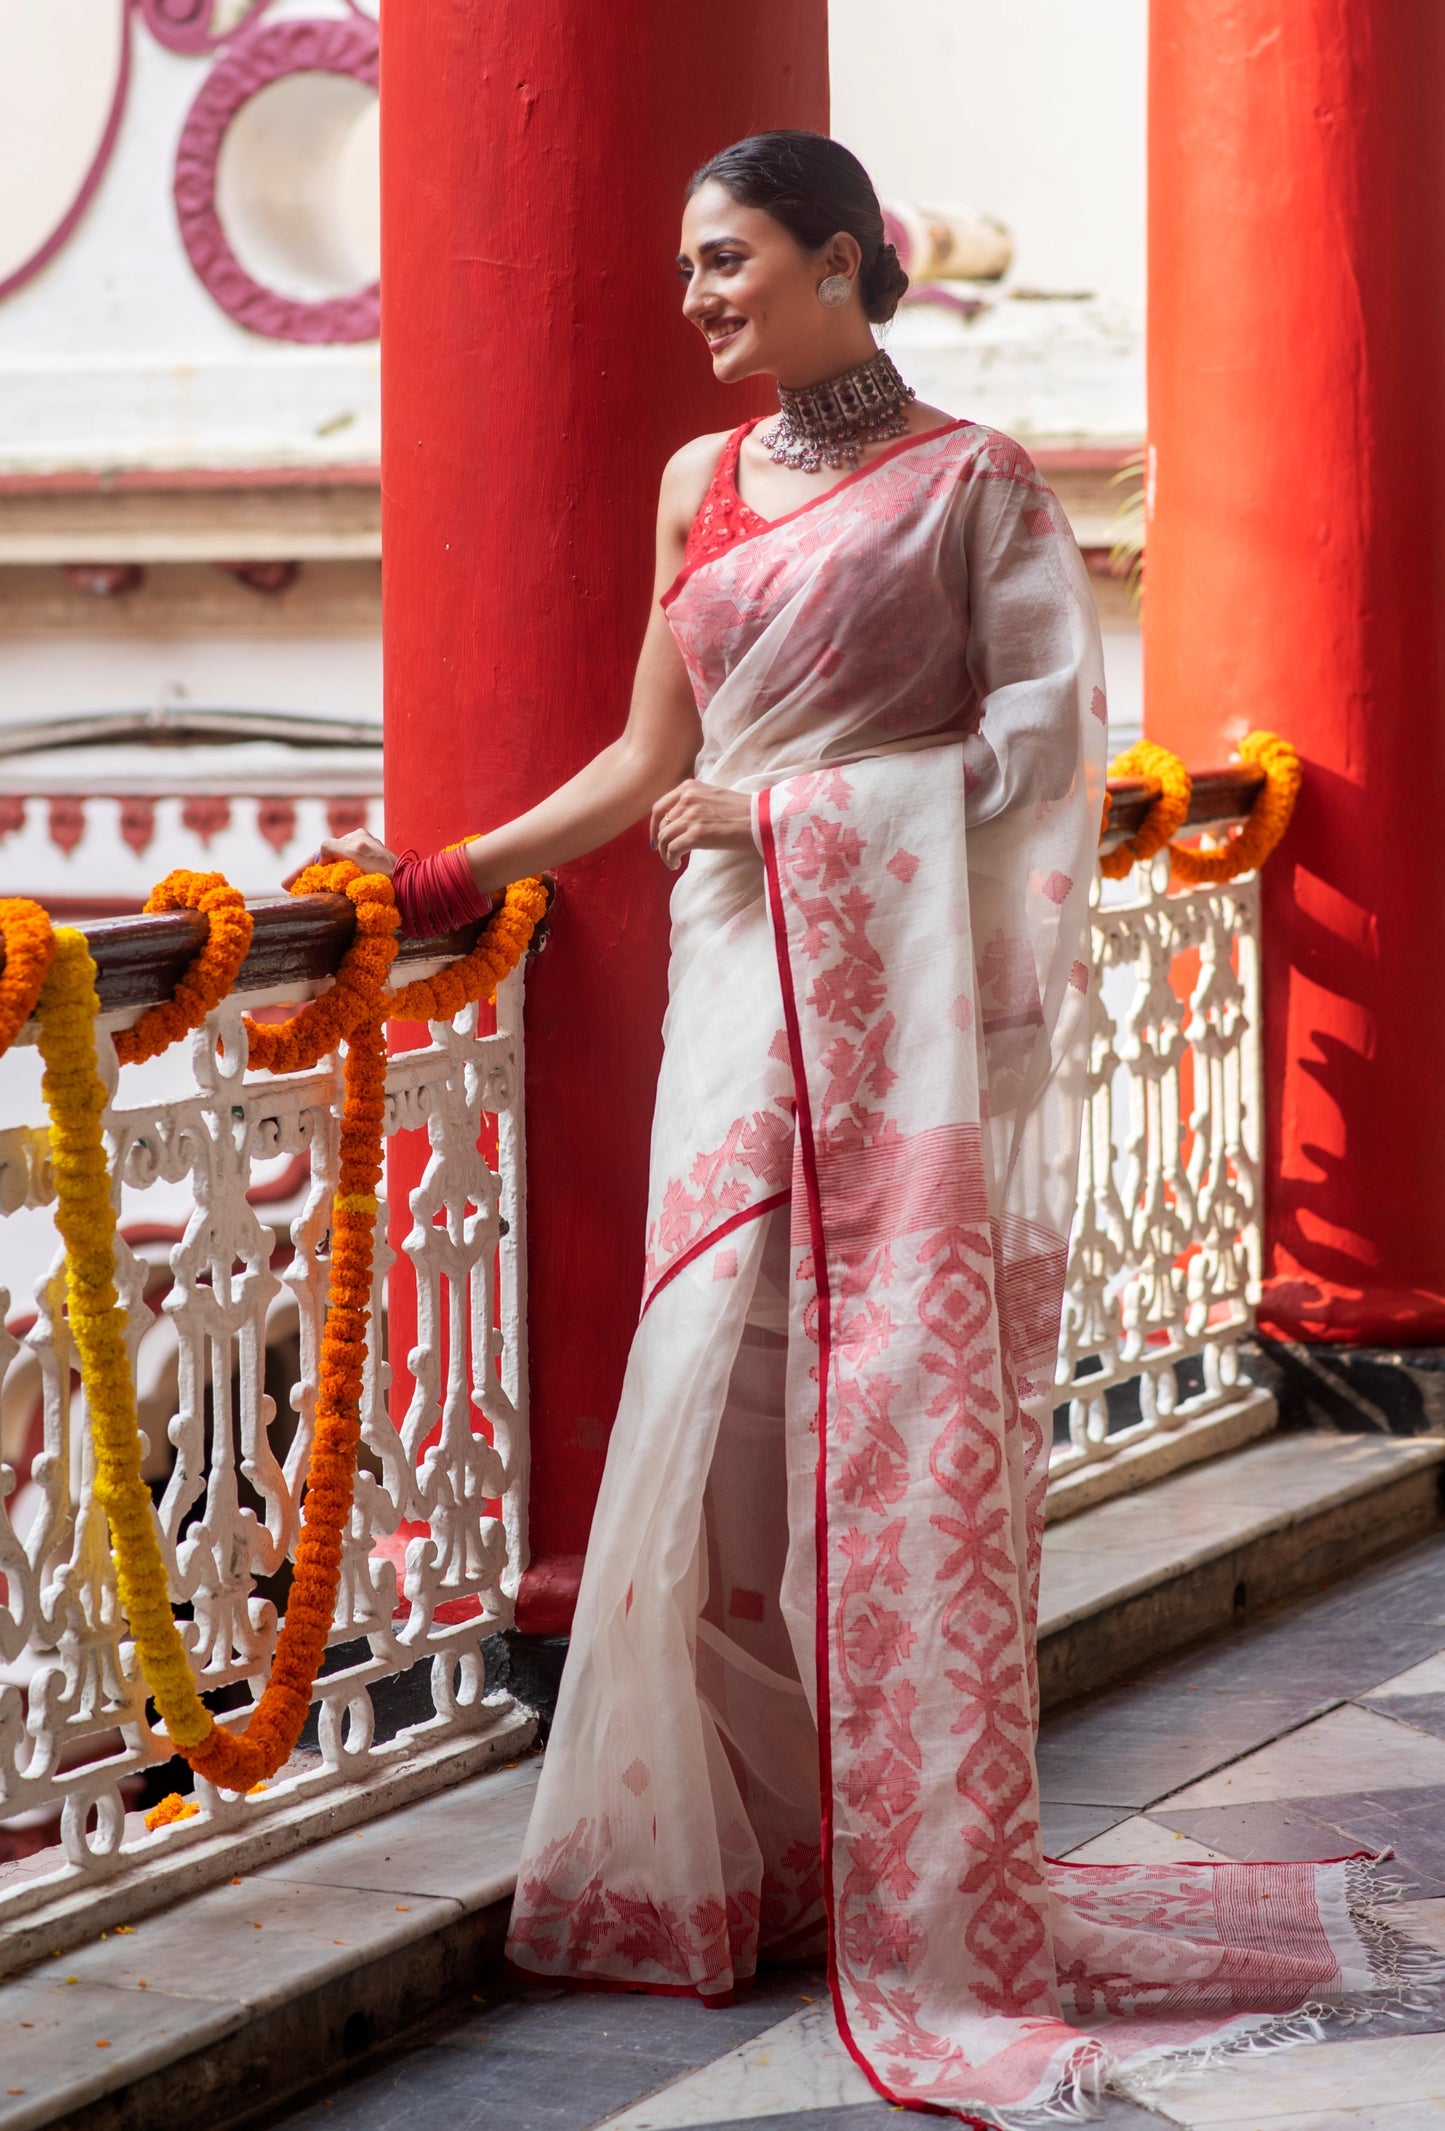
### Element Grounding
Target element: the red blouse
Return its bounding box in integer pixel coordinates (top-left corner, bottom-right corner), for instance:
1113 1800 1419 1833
681 419 769 572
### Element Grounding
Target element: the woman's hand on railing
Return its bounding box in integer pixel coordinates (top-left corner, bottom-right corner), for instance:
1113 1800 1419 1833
281 828 397 890
649 781 755 871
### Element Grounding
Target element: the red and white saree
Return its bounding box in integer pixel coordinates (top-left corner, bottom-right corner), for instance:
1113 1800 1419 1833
505 422 1421 2123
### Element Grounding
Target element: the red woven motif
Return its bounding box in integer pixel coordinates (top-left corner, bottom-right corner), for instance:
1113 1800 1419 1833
509 1816 761 1995
641 1106 793 1308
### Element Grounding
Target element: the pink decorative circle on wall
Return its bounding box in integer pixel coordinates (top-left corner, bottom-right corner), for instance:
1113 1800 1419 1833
173 17 379 344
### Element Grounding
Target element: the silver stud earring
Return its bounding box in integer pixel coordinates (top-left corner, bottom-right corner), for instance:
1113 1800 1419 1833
818 274 853 308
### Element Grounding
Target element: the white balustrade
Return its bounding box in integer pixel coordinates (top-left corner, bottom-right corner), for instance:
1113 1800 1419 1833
1053 855 1268 1502
0 967 530 1974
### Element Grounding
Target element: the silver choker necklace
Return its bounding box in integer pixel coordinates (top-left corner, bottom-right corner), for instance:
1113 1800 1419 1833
760 349 916 473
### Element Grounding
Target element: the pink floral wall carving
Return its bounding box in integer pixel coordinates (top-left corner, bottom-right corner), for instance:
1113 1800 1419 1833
142 1 374 59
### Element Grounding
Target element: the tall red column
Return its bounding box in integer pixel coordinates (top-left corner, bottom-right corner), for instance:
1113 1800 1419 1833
1144 1 1445 1346
379 5 829 1594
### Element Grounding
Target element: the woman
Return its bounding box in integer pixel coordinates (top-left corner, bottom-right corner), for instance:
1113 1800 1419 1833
313 133 1418 2129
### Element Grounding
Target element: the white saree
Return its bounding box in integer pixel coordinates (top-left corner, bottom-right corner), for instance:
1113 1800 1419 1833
505 423 1424 2123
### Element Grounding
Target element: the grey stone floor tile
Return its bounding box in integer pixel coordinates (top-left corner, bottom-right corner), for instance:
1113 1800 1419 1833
264 2040 684 2131
258 1972 826 2130
1152 1782 1445 1894
464 1973 828 2065
653 2112 898 2131
1121 1601 1445 1705
668 2101 1170 2131
1359 1692 1445 1742
1041 1800 1132 1853
1036 1684 1333 1808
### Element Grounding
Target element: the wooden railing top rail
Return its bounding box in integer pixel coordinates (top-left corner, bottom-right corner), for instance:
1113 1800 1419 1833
0 762 1263 1011
0 898 489 1021
1099 762 1264 850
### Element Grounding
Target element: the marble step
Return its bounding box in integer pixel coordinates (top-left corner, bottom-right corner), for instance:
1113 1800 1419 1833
1039 1427 1445 1707
5 1430 1442 2131
0 1758 544 2131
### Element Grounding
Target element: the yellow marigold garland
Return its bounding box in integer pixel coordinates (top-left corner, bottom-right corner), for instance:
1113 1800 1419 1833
1167 730 1302 885
34 930 217 1755
14 856 548 1800
114 870 254 1067
1099 740 1193 879
0 898 57 1052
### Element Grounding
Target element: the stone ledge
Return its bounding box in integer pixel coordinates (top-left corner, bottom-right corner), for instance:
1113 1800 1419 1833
0 1758 542 2131
0 1706 535 1986
1045 1385 1278 1523
1039 1428 1445 1707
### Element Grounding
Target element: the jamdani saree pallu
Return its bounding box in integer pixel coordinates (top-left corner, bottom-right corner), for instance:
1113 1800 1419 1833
505 423 1435 2124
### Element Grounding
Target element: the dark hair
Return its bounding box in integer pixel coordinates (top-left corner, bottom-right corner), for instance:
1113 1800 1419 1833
688 130 909 325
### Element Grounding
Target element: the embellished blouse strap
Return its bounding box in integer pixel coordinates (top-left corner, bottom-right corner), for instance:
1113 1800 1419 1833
717 417 760 484
681 418 769 576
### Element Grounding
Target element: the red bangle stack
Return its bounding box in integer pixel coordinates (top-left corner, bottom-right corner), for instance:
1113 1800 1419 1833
391 846 495 938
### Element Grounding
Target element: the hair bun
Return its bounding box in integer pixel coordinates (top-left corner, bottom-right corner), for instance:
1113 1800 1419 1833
864 240 910 324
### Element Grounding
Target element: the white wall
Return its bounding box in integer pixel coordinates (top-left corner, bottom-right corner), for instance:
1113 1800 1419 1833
831 0 1147 313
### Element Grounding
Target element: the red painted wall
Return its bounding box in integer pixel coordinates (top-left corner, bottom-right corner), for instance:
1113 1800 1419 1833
1145 0 1445 1345
379 4 829 1580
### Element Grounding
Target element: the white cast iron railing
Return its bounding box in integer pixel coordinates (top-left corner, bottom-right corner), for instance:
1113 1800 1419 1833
1050 764 1273 1512
1052 860 1266 1503
0 906 532 1976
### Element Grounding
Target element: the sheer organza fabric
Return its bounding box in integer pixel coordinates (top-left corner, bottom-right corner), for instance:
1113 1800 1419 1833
505 423 1418 2124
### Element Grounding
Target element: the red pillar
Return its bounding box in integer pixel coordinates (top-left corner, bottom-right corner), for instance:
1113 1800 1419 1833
1144 1 1445 1346
380 5 829 1600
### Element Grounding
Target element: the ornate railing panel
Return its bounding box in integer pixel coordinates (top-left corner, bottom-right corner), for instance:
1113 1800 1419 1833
0 945 530 1974
1054 852 1267 1492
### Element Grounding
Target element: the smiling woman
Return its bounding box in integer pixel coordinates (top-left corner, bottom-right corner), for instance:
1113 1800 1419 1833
0 0 129 299
336 122 1414 2127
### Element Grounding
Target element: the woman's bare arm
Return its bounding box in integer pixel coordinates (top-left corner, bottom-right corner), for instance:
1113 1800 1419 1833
288 435 737 890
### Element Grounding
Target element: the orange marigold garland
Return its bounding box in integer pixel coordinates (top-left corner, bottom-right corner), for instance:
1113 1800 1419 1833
1099 740 1193 879
182 1011 390 1791
114 870 253 1067
0 860 547 1806
3 854 546 1801
243 860 399 1074
1167 730 1302 886
93 858 543 1795
388 873 550 1022
0 898 57 1052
